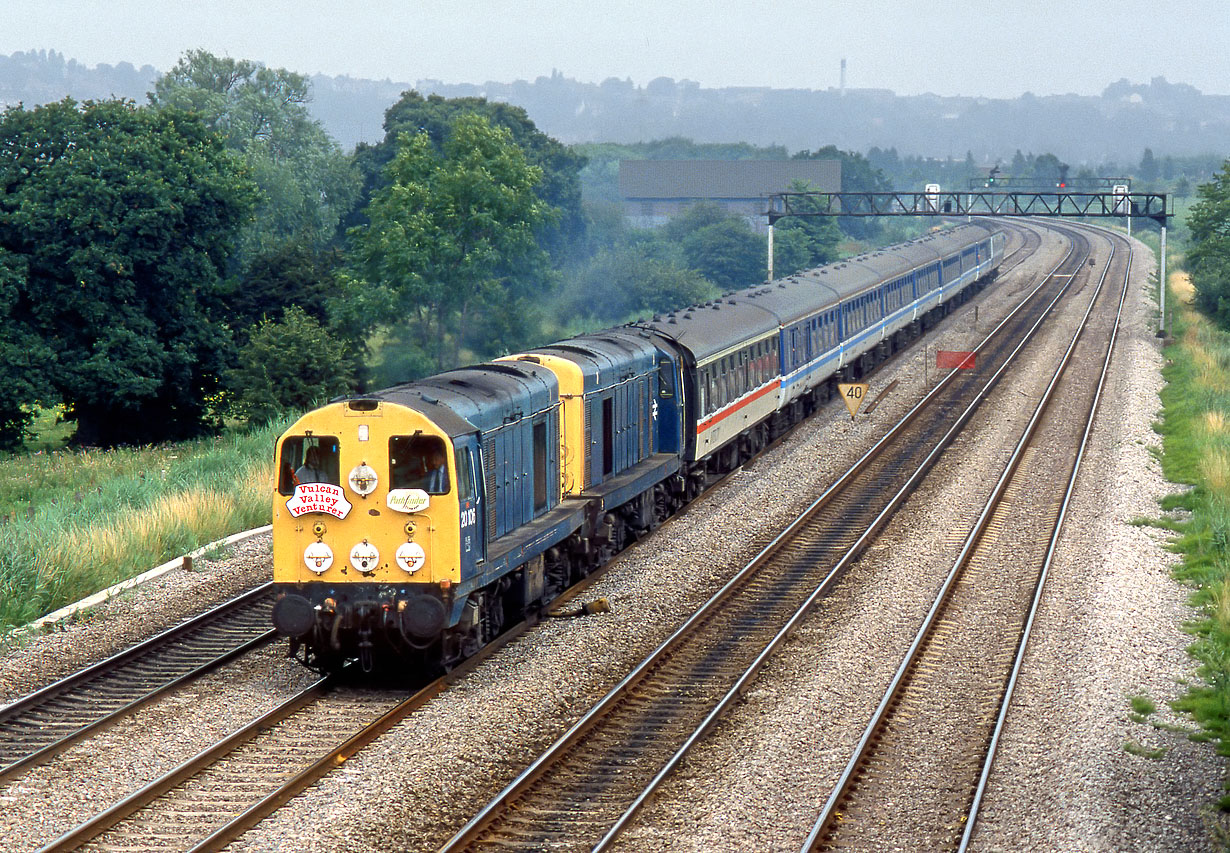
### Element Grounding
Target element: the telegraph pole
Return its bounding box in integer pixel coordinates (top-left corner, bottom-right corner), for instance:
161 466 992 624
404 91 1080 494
1159 225 1167 338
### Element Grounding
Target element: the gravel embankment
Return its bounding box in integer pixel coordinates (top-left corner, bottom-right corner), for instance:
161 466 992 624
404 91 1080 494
3 225 1216 852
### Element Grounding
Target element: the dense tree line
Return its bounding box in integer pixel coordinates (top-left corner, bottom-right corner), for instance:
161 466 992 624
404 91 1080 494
0 50 903 450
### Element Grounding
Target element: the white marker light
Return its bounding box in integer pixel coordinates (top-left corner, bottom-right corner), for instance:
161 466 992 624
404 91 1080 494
304 542 334 574
350 541 380 573
396 542 426 574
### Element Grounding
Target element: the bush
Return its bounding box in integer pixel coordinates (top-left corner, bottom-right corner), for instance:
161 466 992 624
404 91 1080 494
227 306 356 422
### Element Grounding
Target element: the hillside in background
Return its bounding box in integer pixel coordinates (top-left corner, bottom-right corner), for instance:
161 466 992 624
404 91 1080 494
3 50 1229 165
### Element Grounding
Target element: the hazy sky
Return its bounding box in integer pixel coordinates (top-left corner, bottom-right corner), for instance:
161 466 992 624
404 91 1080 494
4 0 1226 98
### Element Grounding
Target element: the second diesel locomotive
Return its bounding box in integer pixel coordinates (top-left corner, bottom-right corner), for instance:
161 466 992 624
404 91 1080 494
271 223 1006 674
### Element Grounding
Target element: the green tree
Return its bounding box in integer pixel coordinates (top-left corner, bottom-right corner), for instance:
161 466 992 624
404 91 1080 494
1187 161 1230 326
0 98 257 446
659 202 766 290
0 251 54 448
150 50 360 266
221 240 342 335
559 245 715 326
1140 148 1160 182
350 114 555 373
227 306 356 423
680 220 766 290
772 182 843 276
793 146 890 239
354 90 585 255
660 201 737 242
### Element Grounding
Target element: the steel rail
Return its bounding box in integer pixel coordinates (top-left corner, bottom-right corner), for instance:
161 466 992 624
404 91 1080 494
588 221 1087 853
0 583 277 782
956 225 1134 851
801 224 1128 851
439 222 1083 852
37 618 525 853
37 676 333 853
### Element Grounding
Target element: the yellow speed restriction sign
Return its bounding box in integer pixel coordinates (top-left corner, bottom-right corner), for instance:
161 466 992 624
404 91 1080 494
838 382 869 419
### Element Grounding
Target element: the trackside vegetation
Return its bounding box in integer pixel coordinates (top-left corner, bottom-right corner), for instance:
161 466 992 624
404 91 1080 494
1155 266 1230 805
0 417 291 634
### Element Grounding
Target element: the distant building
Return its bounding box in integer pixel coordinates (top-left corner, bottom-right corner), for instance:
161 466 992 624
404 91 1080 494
618 159 841 232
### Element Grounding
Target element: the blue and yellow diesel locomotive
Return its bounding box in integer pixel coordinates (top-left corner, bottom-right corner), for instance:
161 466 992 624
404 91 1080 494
271 223 1005 673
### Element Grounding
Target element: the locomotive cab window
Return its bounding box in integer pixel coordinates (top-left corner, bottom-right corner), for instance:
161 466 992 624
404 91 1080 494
390 435 451 494
455 445 476 503
657 359 675 398
279 436 340 495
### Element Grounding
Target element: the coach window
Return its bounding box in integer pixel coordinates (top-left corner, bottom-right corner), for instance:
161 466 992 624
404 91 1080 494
279 435 340 495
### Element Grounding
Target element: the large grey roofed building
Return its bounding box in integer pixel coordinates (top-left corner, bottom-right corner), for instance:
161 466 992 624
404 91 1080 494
619 159 841 231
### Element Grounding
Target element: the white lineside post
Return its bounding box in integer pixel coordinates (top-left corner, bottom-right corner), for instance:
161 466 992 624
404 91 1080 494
1160 225 1167 337
767 222 775 281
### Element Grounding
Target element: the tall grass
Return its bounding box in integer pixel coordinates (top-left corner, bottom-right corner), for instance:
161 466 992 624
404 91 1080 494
0 417 293 631
1156 266 1230 795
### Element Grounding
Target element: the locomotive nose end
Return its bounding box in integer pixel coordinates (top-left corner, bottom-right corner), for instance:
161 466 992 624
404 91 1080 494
272 593 316 638
402 594 446 641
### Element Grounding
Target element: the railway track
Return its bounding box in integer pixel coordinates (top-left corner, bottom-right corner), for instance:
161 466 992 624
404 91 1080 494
35 622 533 853
0 584 278 783
803 224 1132 851
9 221 1052 852
435 223 1094 852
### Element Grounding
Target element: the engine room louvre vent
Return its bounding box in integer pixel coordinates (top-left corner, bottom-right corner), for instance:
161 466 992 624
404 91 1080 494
483 437 498 538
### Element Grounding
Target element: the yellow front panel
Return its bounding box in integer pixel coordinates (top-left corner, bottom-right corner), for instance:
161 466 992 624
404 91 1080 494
271 401 461 586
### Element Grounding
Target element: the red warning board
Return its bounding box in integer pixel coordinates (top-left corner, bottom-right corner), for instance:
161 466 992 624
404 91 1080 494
936 350 976 369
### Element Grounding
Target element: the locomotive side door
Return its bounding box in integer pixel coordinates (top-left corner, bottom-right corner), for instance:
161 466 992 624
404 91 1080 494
654 351 684 455
454 435 485 578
